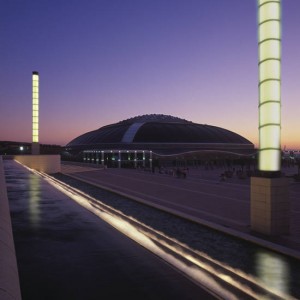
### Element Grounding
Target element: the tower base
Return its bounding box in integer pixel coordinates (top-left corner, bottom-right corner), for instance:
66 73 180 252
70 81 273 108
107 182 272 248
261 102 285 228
31 142 40 155
14 155 60 174
251 177 289 236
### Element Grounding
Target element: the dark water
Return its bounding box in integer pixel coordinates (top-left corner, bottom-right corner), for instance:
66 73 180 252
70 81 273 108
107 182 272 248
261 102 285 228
50 174 300 300
5 160 217 300
4 160 300 299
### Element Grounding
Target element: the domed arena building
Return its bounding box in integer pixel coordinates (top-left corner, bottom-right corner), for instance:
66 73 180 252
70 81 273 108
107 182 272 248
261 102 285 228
65 114 255 168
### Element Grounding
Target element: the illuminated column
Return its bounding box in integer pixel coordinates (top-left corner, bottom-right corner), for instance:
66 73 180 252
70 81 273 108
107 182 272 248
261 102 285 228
149 151 152 170
258 0 281 172
251 0 289 236
118 151 121 168
134 151 137 168
32 71 40 155
101 151 104 165
142 151 145 167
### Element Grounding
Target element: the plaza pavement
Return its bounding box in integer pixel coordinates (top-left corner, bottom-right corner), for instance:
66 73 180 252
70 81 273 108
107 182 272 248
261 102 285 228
60 163 300 259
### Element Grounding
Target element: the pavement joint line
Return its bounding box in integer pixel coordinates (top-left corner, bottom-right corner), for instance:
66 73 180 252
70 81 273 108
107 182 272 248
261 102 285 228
62 171 300 261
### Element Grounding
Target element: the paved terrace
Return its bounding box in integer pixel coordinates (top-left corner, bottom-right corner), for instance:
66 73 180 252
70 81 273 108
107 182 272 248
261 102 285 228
61 163 300 257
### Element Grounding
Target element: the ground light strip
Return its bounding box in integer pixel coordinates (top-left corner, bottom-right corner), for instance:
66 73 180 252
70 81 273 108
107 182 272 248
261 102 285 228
17 162 296 300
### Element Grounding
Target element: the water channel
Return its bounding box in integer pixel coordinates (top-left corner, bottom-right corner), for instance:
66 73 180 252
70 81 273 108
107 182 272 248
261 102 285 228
4 159 300 299
5 160 217 300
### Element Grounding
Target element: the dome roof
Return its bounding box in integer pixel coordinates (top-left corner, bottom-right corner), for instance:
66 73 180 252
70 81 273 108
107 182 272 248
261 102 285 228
67 114 252 147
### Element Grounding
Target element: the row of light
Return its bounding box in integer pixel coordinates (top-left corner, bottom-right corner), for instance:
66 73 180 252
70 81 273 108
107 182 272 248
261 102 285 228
83 158 149 161
83 150 151 153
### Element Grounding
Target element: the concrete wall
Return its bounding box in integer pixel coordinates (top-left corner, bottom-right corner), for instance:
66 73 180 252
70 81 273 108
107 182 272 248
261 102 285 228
14 155 61 174
0 156 22 300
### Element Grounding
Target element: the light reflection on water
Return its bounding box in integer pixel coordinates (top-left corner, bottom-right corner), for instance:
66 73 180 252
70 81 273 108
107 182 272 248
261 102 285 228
255 250 290 297
6 160 299 299
29 174 41 229
41 170 298 300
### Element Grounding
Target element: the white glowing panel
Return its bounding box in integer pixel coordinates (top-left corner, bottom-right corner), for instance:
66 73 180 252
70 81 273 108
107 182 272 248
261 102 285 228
32 72 39 143
258 0 281 171
259 40 280 62
259 60 280 82
259 81 280 102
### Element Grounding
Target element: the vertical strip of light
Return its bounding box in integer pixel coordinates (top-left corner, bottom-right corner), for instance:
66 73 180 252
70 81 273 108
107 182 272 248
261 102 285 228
32 71 39 143
258 0 281 171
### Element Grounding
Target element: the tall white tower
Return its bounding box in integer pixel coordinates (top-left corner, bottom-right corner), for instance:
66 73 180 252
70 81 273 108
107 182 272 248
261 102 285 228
251 0 289 236
32 71 40 154
258 0 281 172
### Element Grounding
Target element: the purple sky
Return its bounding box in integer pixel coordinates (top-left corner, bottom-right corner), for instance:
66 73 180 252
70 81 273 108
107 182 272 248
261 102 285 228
1 0 299 148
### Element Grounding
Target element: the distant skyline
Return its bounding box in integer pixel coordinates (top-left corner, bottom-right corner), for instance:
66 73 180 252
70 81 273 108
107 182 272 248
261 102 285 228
1 0 299 149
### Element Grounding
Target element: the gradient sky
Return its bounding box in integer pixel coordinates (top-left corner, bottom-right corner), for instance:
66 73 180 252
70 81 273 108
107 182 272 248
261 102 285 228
1 0 299 148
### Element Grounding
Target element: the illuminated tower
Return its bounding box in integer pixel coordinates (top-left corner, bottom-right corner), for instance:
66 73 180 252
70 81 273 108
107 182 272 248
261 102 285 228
32 71 40 155
258 0 281 172
251 0 289 236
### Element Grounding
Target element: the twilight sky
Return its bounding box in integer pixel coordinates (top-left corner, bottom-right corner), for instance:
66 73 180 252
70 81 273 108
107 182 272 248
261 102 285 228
1 0 299 148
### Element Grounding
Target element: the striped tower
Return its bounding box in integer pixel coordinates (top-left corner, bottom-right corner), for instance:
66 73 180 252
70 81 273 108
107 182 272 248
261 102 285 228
32 71 40 154
258 0 281 172
251 0 289 236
